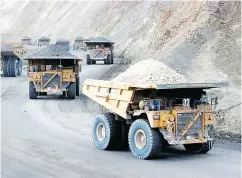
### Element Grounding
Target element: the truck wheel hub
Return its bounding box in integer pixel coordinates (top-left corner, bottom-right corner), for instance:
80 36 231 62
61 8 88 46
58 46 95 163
96 123 106 141
134 129 147 149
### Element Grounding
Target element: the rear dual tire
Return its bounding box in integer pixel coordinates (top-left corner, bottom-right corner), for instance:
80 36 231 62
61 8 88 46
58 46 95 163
3 57 22 77
93 113 129 150
3 58 10 77
9 57 18 77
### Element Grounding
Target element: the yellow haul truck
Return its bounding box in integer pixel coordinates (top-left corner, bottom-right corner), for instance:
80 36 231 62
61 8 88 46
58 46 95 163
24 45 81 99
83 79 228 159
1 42 24 77
85 37 114 65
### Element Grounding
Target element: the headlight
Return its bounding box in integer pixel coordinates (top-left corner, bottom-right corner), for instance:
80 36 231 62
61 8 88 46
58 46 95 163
153 115 160 120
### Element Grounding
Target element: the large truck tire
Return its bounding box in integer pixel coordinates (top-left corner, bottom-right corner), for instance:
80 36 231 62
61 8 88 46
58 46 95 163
18 59 22 76
3 58 10 77
111 50 114 64
29 82 37 99
183 141 214 154
106 55 111 65
9 56 18 77
76 77 80 96
86 54 91 65
115 121 130 149
128 119 162 159
67 82 76 99
92 60 96 64
93 112 119 150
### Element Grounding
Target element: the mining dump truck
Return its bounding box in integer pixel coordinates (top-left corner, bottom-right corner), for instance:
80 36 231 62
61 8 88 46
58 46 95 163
23 45 81 99
55 39 70 51
83 80 228 159
85 37 114 65
1 42 24 77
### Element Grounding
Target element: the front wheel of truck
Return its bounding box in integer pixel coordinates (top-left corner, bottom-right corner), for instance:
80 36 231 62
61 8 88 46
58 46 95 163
67 82 76 99
107 55 111 65
76 77 80 96
29 82 37 99
128 119 162 159
86 54 91 65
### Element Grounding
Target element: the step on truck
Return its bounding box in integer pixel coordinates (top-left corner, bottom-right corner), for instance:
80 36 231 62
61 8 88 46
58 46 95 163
23 44 81 99
82 79 228 159
1 42 24 77
85 37 114 65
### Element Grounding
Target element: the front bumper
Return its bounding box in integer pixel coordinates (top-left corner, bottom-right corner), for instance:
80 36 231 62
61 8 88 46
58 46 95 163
168 138 213 145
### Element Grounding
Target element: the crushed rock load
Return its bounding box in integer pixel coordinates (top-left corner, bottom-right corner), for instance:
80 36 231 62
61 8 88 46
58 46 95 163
24 44 77 59
113 59 189 84
22 45 41 57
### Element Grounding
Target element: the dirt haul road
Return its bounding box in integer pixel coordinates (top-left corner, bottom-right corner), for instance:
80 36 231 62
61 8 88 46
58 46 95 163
1 62 241 178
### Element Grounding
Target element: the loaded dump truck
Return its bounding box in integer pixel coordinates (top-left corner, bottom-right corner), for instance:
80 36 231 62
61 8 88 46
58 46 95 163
1 42 24 77
55 39 70 51
85 37 114 65
83 79 228 159
23 44 81 99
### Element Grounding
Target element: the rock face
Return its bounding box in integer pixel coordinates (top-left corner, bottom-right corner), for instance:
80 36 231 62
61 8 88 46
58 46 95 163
113 59 189 84
1 1 241 137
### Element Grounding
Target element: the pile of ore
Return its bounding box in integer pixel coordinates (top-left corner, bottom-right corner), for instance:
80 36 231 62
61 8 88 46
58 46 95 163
25 44 76 59
113 59 189 84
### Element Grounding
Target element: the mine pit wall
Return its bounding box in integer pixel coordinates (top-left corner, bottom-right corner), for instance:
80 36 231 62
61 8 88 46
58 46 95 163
1 1 241 138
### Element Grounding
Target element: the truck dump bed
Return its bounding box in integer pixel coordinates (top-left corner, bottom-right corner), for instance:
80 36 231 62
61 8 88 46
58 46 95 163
1 43 24 58
82 79 228 118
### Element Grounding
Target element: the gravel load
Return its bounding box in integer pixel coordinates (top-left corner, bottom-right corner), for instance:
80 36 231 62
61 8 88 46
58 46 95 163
24 44 77 59
113 59 189 84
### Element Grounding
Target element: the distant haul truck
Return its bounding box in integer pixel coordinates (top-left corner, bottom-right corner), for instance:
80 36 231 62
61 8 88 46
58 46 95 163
24 45 81 99
1 43 24 77
55 39 70 51
85 37 114 65
83 79 228 159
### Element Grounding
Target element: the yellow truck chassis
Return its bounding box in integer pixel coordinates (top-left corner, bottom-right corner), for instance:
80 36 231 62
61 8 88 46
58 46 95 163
83 79 228 159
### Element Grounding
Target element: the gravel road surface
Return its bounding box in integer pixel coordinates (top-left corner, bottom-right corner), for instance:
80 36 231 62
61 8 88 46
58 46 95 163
1 60 241 178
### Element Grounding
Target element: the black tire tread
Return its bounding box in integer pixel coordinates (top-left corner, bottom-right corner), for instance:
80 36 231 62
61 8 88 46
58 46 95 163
86 54 91 65
18 59 22 75
93 113 116 150
111 50 114 64
67 82 76 99
107 55 111 65
9 57 18 77
129 119 162 159
29 82 37 99
3 58 10 77
76 77 80 96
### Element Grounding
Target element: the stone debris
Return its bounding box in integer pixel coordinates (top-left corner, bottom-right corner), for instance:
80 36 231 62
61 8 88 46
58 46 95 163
24 44 77 59
113 59 189 84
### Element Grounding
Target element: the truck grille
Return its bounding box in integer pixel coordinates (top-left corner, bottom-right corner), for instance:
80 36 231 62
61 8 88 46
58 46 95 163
42 74 60 89
90 50 105 59
177 112 202 138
